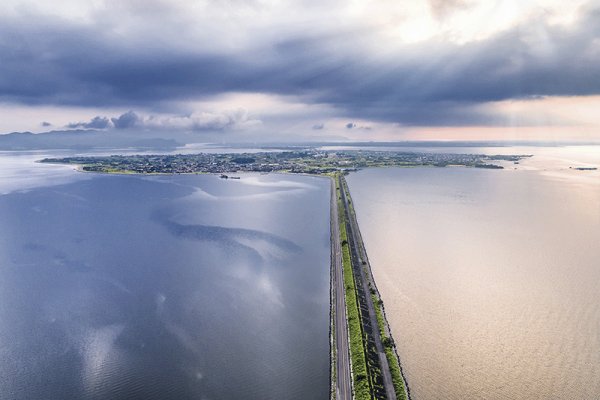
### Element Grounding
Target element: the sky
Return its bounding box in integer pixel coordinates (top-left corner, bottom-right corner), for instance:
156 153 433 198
1 0 600 142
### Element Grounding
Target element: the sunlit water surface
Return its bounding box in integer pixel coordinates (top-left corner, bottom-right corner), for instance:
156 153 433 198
0 153 330 400
346 146 600 400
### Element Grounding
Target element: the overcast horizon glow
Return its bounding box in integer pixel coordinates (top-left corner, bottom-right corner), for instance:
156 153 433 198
1 0 599 142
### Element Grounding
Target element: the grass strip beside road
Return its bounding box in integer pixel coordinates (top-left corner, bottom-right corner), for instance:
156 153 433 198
385 345 407 400
372 295 408 400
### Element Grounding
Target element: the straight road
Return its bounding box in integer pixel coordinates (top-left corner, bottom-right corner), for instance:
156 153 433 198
339 175 398 400
331 178 353 400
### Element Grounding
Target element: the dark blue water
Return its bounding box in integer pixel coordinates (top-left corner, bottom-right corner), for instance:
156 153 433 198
0 173 330 400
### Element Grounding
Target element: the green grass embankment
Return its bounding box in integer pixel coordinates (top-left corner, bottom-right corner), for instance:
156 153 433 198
372 295 408 400
335 176 371 400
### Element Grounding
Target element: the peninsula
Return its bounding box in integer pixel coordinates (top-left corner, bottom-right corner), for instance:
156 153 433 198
40 150 529 175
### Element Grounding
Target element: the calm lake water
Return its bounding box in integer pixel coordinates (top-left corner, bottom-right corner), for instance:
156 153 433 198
346 147 600 400
0 156 330 400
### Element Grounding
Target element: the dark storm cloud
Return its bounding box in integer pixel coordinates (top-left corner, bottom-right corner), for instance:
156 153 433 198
345 122 372 130
67 116 111 129
41 121 52 127
111 111 140 129
1 4 599 126
312 123 325 130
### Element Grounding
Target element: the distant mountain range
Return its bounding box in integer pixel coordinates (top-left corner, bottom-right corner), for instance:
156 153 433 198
0 130 180 150
2 129 597 152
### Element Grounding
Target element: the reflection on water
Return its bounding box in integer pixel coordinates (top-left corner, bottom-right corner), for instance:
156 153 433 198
0 151 88 194
0 171 330 400
347 150 600 400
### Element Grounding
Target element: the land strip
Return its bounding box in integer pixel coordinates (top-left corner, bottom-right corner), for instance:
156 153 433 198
332 172 409 400
331 177 353 400
336 174 394 399
340 176 410 400
335 175 371 399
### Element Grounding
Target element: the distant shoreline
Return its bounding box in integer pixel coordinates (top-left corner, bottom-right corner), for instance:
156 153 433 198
39 150 530 176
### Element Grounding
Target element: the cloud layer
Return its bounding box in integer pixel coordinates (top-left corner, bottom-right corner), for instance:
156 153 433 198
64 110 261 133
1 0 599 137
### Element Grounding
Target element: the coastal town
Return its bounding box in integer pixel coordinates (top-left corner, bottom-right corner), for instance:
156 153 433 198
41 150 529 175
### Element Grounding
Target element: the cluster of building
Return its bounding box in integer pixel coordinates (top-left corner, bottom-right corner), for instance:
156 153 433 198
42 150 528 175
